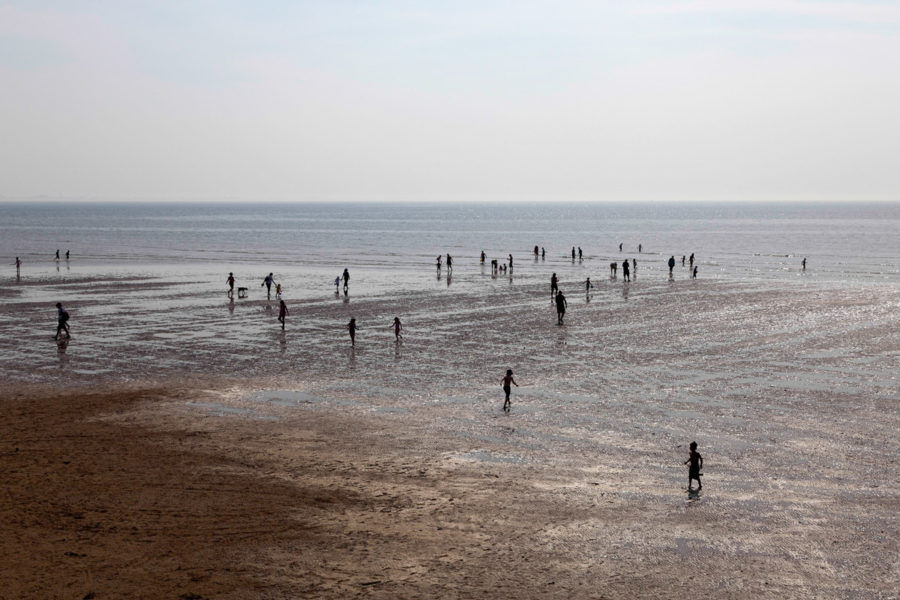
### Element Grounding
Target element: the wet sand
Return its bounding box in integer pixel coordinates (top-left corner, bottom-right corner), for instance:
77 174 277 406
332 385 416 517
1 269 898 598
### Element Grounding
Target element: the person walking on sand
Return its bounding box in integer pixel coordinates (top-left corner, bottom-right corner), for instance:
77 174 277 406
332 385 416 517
501 369 518 412
622 259 630 282
555 290 567 325
550 272 559 299
278 299 288 330
54 302 70 340
262 272 275 299
391 317 403 341
342 268 350 292
348 317 358 346
226 272 235 298
668 256 676 277
684 441 703 491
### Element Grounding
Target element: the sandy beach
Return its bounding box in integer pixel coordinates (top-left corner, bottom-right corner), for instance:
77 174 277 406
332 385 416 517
2 267 898 599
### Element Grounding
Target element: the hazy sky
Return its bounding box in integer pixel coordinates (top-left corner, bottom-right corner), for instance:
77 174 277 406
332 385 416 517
2 1 899 202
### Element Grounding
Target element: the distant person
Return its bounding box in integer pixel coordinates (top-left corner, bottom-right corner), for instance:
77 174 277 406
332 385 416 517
802 257 807 271
610 262 617 277
632 258 637 274
668 256 676 276
446 253 453 272
391 317 403 341
541 247 545 259
275 283 282 300
15 257 21 275
436 255 442 270
571 247 576 260
480 250 486 264
534 245 539 257
334 276 341 293
619 242 623 252
684 441 703 491
578 246 583 261
491 259 498 273
508 254 513 270
54 302 70 340
555 290 567 325
638 244 642 253
584 277 593 293
278 299 288 330
692 266 698 278
262 273 275 299
342 268 350 292
55 249 60 261
65 250 70 261
226 272 235 298
682 255 685 267
622 260 630 282
348 317 358 346
550 272 559 298
501 368 518 412
689 253 694 269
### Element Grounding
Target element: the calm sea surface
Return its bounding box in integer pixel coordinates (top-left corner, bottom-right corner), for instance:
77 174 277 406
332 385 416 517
1 202 898 283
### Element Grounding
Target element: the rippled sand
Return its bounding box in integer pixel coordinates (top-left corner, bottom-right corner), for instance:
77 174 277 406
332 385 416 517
1 265 897 598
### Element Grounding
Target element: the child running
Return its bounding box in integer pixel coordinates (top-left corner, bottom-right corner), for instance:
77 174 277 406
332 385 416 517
684 441 703 491
500 369 518 412
391 317 403 341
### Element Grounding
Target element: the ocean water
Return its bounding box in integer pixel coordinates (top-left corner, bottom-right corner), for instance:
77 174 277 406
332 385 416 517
1 202 898 283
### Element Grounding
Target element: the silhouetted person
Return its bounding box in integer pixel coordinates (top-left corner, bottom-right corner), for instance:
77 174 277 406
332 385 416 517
668 256 675 276
54 303 70 340
391 317 403 341
610 262 617 277
262 273 275 299
555 290 567 325
638 244 642 253
578 247 582 261
436 255 442 270
550 272 558 298
491 259 498 273
802 257 807 271
508 254 513 270
348 317 357 346
684 441 703 491
278 299 288 330
622 260 630 282
446 253 453 273
480 250 486 264
619 242 623 252
55 249 59 261
584 277 593 293
692 266 698 278
682 255 685 267
572 247 576 260
632 258 637 274
342 268 350 292
226 272 235 298
15 257 21 276
534 245 539 257
65 250 70 261
541 247 545 259
689 253 694 269
501 369 519 412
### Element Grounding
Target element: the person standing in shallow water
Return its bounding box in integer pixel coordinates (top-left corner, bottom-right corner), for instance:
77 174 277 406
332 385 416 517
541 247 545 259
54 302 70 340
347 317 357 346
501 369 518 412
480 250 486 264
342 268 350 292
802 257 807 271
668 256 676 277
278 299 288 330
262 272 275 299
684 441 703 491
555 290 567 325
391 317 403 341
689 253 694 269
226 272 235 298
622 260 630 282
550 272 558 299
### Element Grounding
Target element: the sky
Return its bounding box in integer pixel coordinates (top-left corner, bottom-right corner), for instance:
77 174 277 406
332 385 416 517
1 0 899 202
